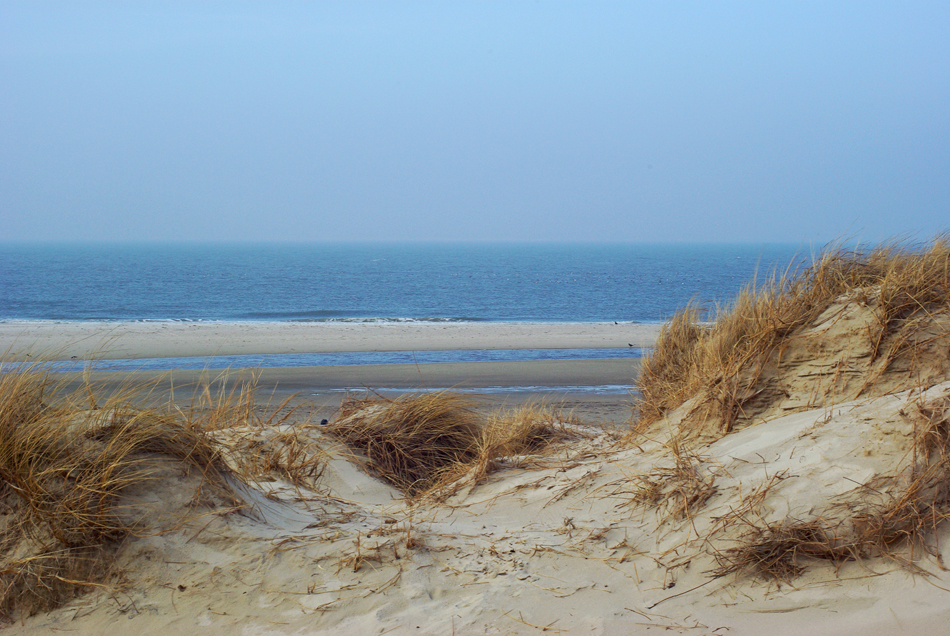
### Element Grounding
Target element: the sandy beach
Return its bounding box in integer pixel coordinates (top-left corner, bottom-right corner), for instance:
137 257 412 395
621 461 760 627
0 320 661 361
4 321 648 424
65 358 639 392
3 0 944 631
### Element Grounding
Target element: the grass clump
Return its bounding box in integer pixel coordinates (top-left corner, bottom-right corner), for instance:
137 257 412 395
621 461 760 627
711 521 846 582
170 370 327 488
627 445 717 524
712 488 949 583
470 403 581 483
328 395 582 498
481 403 577 461
327 392 483 496
0 367 246 621
713 395 950 581
226 424 327 489
635 236 950 437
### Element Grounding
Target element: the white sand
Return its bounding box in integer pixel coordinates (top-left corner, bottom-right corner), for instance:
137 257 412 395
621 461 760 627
17 382 950 635
0 320 661 360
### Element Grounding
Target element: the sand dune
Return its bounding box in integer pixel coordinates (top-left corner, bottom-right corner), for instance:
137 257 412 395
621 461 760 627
8 383 950 635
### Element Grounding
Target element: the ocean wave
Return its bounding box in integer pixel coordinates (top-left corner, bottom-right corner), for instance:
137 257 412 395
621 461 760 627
129 318 215 323
238 310 485 323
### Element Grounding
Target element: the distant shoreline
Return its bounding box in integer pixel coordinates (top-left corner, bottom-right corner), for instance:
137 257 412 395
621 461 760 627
0 318 662 323
0 320 662 361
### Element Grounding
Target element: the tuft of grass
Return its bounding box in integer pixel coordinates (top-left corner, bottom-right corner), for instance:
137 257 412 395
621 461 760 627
326 392 483 497
227 425 327 489
711 520 847 582
472 403 579 478
713 394 950 581
0 547 113 619
162 370 327 489
491 403 578 454
0 365 280 621
634 236 950 437
710 491 949 583
634 306 706 426
178 370 263 431
625 439 717 524
328 396 583 499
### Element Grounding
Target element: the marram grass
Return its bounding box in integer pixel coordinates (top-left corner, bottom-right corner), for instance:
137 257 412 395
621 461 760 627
328 393 582 499
631 235 950 581
0 366 313 621
635 235 950 437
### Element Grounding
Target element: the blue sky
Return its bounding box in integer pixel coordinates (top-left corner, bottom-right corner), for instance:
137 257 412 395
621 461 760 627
1 2 947 243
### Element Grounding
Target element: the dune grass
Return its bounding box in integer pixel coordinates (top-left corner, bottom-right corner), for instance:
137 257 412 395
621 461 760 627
713 448 950 581
630 236 950 580
635 236 950 437
328 392 483 496
0 366 306 620
704 377 950 583
226 424 327 489
328 393 582 498
626 441 717 525
467 402 581 485
179 371 326 488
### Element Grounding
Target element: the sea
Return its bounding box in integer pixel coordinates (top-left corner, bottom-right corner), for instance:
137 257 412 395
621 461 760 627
1 242 808 374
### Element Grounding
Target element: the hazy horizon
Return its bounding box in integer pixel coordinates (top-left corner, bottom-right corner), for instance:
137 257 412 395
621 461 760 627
0 237 810 246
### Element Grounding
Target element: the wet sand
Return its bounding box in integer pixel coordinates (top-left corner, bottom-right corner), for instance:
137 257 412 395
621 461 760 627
6 321 650 427
54 358 642 426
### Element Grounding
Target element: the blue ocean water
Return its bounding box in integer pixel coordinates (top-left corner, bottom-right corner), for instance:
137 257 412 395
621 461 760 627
1 243 809 375
0 242 807 324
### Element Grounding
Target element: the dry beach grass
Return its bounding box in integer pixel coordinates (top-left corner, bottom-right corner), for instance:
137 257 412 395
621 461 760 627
0 367 324 620
0 369 234 618
628 236 950 581
635 236 950 436
327 392 586 499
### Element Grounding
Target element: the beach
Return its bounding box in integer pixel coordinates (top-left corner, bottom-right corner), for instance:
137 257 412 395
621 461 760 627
1 320 651 424
3 0 944 630
0 320 661 360
7 262 950 636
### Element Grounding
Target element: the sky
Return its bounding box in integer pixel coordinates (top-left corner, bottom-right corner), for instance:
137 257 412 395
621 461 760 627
1 1 948 244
